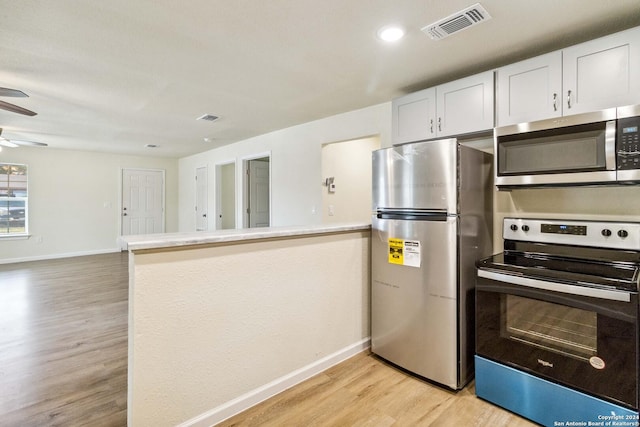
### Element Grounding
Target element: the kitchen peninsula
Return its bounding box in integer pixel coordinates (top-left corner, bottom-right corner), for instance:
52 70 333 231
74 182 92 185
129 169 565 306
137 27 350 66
121 223 371 427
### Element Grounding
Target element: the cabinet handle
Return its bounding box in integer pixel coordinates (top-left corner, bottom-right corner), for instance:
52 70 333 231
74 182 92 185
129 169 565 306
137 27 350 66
553 93 557 111
438 117 442 132
430 119 433 134
567 90 572 109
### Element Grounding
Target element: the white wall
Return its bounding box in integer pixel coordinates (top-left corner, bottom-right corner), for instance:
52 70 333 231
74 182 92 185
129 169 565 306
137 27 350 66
179 102 391 231
0 147 178 262
321 136 381 223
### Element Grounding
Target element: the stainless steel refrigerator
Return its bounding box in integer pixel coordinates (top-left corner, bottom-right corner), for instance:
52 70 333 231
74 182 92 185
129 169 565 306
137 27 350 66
371 138 493 390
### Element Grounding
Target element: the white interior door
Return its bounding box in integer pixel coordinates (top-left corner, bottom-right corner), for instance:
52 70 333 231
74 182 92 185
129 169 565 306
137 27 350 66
195 166 208 231
247 158 270 228
121 169 165 235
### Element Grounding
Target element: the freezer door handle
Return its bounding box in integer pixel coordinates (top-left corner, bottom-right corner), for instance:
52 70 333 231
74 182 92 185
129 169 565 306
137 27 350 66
376 210 449 221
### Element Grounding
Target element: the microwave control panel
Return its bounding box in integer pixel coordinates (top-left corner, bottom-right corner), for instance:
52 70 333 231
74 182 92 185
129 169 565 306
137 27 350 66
617 116 640 170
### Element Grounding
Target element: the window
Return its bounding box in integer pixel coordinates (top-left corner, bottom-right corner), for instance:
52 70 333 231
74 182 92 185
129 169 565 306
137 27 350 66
0 163 28 236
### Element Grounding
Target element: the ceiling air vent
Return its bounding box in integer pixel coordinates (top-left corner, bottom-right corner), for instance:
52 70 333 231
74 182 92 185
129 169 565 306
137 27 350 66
196 114 219 122
421 3 491 41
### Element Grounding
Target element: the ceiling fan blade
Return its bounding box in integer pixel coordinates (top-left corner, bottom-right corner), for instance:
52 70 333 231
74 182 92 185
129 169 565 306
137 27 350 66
0 139 19 148
0 87 28 97
0 100 37 116
10 139 48 147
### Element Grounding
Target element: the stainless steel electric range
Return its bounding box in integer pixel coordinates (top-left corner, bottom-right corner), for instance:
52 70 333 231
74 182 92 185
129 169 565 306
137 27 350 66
475 218 640 426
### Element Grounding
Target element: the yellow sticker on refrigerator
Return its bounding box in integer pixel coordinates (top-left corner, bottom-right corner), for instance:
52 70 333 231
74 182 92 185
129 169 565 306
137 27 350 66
388 238 404 264
388 238 421 267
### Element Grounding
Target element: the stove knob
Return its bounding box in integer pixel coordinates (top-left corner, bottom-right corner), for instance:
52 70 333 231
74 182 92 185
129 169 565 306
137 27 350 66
618 229 629 238
522 225 530 232
510 224 518 231
602 229 612 237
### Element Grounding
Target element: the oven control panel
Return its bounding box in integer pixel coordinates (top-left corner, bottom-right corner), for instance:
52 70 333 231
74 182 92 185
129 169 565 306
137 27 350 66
503 218 640 250
540 224 587 235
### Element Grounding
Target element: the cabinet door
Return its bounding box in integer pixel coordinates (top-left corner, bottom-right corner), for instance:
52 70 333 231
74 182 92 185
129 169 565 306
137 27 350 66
391 87 436 144
436 71 494 137
496 51 562 126
563 26 640 115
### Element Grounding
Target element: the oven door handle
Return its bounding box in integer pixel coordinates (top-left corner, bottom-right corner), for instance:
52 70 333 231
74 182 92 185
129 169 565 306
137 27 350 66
477 270 631 302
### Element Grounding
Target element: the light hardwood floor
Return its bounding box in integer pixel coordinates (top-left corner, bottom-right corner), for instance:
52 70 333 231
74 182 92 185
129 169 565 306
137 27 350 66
0 252 536 427
218 351 537 427
0 252 128 426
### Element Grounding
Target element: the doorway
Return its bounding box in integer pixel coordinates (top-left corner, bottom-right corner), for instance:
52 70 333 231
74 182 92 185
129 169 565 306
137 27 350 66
215 161 236 230
243 156 270 228
321 136 380 223
195 166 208 231
121 168 165 235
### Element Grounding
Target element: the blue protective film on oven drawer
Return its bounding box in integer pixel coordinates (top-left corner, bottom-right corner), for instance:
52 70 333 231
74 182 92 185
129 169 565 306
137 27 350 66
475 356 639 426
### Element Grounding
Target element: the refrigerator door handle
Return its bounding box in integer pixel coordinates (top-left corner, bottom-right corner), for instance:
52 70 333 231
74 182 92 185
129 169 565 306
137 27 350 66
376 210 449 221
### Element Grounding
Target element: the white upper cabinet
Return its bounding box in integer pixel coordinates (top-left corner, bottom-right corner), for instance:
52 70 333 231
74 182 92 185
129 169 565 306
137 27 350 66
392 87 436 144
436 71 494 138
497 51 562 125
563 26 640 115
392 71 494 144
497 26 640 126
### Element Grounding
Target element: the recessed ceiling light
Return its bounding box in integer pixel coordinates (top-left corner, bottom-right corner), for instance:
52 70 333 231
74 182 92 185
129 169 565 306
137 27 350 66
377 25 405 42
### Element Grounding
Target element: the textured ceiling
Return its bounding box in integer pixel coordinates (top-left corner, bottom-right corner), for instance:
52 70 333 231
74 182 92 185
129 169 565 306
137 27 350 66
1 0 640 157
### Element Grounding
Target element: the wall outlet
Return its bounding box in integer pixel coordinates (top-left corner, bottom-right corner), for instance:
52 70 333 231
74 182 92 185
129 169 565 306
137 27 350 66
328 205 335 216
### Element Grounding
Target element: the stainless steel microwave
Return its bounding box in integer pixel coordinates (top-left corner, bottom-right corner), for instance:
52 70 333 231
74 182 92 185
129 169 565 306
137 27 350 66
495 104 640 188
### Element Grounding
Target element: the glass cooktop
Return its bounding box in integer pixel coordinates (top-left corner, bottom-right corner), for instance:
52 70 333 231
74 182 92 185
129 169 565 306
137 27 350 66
477 241 640 292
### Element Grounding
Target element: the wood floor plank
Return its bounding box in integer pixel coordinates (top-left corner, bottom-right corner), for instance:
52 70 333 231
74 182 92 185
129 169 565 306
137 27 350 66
0 252 128 426
218 352 539 427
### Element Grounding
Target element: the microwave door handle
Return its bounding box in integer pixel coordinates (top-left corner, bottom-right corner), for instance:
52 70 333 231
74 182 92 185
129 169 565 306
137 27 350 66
477 270 630 302
605 119 617 170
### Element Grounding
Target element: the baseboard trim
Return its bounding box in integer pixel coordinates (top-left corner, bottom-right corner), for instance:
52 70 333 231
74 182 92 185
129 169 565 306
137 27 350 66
177 338 371 427
0 247 122 264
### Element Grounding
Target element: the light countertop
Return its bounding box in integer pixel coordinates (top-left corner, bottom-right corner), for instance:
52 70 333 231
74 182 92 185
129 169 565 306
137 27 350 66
120 222 371 251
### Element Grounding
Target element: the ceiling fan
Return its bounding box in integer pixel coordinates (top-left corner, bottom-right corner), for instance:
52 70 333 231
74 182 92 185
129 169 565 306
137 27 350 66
0 128 47 148
0 87 37 116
